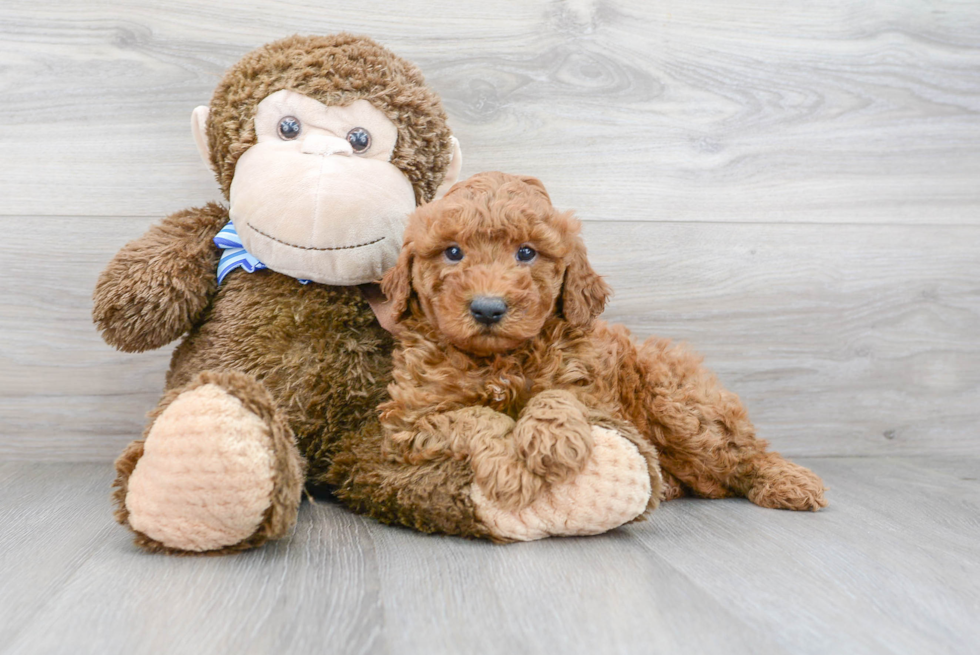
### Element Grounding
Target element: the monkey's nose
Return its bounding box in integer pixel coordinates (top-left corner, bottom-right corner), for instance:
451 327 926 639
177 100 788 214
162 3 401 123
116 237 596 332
301 134 353 157
469 296 508 326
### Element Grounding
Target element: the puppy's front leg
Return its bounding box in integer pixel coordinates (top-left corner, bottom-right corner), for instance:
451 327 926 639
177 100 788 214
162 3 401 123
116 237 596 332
459 391 597 513
472 396 658 541
388 407 542 511
387 401 657 542
391 399 592 513
389 406 515 465
512 390 594 485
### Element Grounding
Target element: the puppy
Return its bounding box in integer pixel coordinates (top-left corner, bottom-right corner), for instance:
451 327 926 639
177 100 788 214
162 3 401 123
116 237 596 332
379 172 827 517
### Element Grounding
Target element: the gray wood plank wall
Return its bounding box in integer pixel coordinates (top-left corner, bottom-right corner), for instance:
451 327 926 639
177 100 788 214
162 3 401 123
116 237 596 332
1 0 978 461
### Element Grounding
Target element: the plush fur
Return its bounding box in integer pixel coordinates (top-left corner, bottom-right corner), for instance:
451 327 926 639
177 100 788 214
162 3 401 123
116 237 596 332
207 34 453 205
96 35 494 553
125 381 280 552
113 370 305 555
379 172 828 512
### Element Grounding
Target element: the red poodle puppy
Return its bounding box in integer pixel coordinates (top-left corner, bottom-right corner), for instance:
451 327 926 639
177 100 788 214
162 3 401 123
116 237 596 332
378 172 826 538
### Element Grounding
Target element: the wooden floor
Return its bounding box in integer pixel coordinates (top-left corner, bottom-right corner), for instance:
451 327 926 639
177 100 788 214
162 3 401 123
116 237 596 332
1 457 977 655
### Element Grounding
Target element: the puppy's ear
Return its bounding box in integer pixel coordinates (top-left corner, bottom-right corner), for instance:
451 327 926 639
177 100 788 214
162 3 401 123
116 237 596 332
560 237 611 328
381 243 415 323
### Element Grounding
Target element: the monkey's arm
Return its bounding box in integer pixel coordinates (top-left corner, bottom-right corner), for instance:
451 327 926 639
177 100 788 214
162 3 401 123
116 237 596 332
325 411 505 540
93 203 229 352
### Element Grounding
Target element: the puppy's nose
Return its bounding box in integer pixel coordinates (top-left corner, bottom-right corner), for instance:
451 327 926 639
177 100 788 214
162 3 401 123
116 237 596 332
470 296 508 326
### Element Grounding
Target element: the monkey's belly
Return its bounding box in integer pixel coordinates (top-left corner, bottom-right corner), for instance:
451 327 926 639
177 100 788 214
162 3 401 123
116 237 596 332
166 269 395 472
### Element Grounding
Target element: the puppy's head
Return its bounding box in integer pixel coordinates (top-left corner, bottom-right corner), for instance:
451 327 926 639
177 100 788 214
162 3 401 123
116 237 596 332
381 172 610 355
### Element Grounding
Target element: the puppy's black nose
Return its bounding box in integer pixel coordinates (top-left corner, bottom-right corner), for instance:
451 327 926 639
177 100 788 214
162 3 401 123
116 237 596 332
470 296 508 326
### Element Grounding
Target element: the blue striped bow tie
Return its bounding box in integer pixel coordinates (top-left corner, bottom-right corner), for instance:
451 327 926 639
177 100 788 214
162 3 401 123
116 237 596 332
213 222 310 285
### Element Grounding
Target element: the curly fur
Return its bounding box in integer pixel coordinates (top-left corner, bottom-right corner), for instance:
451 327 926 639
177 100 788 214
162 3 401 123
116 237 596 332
380 172 829 513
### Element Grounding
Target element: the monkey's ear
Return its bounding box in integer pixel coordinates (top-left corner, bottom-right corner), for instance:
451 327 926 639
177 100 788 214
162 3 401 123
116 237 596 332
432 137 463 200
380 244 415 324
560 238 611 328
191 106 216 173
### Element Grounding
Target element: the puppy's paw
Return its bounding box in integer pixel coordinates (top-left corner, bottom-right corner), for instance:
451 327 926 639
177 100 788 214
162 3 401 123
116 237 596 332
469 445 546 513
662 470 689 501
746 454 829 511
472 426 651 541
513 390 594 485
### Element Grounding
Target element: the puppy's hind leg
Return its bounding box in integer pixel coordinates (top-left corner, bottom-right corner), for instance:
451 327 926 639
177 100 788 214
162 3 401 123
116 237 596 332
629 337 827 511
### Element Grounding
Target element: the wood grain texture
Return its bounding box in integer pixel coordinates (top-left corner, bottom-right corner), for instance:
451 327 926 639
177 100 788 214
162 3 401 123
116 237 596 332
0 1 978 222
2 216 976 459
0 3 978 458
2 458 977 655
590 220 980 457
360 517 787 655
0 464 387 655
627 456 980 655
0 464 116 648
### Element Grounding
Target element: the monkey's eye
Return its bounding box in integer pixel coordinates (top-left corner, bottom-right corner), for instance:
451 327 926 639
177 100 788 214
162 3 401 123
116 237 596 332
347 127 371 153
444 245 464 263
516 245 537 263
277 116 301 140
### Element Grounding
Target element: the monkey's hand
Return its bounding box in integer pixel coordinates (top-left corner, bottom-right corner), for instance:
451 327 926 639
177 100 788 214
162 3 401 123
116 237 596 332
93 203 229 352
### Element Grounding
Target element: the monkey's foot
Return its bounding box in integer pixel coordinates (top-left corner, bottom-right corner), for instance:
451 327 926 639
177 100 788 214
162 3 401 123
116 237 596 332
745 452 828 512
471 426 652 541
120 373 304 553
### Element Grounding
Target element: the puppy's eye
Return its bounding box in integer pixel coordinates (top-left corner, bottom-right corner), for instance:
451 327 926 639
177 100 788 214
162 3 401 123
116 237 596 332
516 245 537 263
278 116 301 140
444 245 464 262
347 127 371 153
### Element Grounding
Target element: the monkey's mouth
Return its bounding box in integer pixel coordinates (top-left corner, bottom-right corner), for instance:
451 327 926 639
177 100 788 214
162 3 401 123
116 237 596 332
247 222 384 251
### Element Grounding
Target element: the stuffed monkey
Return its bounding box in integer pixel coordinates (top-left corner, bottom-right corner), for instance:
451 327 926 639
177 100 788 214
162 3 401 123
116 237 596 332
93 34 656 554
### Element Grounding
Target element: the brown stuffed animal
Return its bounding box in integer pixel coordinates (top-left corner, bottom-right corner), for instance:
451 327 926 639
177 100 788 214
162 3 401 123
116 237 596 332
377 172 827 540
94 34 654 554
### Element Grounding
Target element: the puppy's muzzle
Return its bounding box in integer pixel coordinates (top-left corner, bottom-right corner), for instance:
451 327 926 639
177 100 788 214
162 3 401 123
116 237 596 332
469 296 508 326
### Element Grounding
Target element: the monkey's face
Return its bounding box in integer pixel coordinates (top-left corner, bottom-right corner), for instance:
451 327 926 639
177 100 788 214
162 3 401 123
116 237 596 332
227 90 417 285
